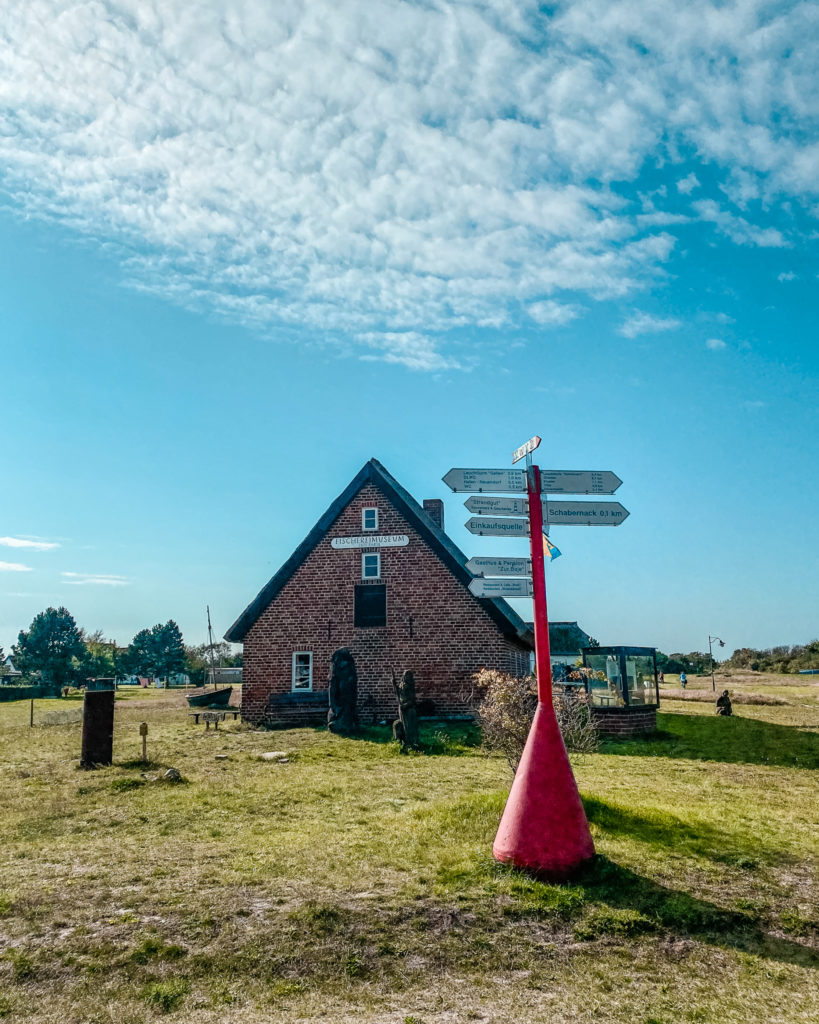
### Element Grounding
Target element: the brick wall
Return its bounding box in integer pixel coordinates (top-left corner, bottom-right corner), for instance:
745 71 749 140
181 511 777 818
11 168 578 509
241 481 530 725
591 707 657 736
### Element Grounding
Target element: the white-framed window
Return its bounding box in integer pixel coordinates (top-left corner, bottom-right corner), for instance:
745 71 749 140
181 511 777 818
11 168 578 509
291 651 313 691
362 507 378 531
361 552 381 579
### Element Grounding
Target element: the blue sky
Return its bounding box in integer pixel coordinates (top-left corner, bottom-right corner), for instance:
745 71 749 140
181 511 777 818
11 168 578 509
1 0 817 657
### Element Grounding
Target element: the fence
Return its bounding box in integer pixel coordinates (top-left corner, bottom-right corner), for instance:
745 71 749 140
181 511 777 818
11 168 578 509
0 685 51 703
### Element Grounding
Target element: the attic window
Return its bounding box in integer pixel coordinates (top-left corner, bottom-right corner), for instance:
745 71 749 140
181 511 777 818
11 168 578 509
361 552 381 579
362 507 378 531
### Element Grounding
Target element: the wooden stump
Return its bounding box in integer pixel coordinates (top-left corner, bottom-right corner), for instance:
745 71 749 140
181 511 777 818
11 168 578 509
80 689 115 768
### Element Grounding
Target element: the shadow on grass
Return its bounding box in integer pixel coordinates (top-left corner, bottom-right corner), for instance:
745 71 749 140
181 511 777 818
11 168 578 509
582 795 787 867
600 711 819 768
578 855 818 968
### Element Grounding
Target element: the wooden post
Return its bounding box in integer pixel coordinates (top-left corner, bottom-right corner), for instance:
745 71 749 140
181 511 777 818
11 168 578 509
80 689 115 768
30 698 34 728
139 722 148 762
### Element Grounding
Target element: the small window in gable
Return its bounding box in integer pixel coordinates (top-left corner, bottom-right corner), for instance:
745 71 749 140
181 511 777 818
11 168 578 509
292 652 313 691
362 507 378 531
354 584 387 628
361 552 381 579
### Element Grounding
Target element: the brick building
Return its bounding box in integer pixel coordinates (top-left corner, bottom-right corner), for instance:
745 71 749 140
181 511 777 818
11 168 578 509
225 459 533 726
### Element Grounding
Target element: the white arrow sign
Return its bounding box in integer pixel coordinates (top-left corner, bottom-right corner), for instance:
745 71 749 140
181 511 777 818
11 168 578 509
540 470 623 495
544 501 629 526
443 468 527 493
465 496 529 516
469 578 534 598
465 495 629 525
465 517 529 537
444 467 623 494
465 557 533 577
512 435 541 464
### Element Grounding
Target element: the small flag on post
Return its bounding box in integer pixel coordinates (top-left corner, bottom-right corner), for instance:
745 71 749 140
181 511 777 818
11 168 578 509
543 534 561 561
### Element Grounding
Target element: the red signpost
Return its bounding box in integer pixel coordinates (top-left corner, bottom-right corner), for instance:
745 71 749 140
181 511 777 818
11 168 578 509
491 460 595 879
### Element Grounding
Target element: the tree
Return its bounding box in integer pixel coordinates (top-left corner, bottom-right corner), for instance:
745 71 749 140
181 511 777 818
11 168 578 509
185 640 233 686
0 644 7 680
125 621 186 683
154 621 186 682
124 628 156 679
82 636 117 681
13 607 86 695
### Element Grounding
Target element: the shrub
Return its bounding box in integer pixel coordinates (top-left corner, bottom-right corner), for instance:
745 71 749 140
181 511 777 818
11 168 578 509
471 669 598 771
471 670 537 771
130 937 187 964
142 979 190 1013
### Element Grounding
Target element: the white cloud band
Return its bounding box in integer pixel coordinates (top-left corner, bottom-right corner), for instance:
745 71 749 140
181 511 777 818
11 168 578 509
0 1 815 369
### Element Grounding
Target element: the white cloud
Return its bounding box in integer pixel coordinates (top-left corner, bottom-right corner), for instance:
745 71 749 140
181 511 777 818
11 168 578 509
706 337 727 350
61 572 129 586
777 271 797 282
619 312 681 338
677 173 700 195
528 300 582 326
357 332 460 372
0 1 815 366
0 561 32 572
692 200 788 248
0 536 59 550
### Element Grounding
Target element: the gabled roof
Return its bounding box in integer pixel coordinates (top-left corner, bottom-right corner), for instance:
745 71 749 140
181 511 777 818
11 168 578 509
225 458 533 647
527 621 593 655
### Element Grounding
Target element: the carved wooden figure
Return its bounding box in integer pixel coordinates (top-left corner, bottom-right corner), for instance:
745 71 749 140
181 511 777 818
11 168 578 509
392 669 419 750
327 648 358 733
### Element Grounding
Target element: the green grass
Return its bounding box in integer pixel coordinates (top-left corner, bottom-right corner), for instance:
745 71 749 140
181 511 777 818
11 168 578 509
0 686 816 1022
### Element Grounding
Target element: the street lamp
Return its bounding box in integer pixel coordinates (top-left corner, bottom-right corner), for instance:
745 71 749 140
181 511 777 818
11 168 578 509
708 635 725 691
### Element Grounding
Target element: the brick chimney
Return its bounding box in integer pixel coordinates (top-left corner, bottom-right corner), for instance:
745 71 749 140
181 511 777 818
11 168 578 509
423 498 445 532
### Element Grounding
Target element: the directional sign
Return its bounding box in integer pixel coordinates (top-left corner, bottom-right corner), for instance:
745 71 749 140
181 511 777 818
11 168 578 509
465 557 533 577
539 470 622 495
443 468 527 493
512 435 541 464
465 495 629 526
444 467 622 494
469 577 534 598
465 516 529 537
465 496 529 516
544 501 629 526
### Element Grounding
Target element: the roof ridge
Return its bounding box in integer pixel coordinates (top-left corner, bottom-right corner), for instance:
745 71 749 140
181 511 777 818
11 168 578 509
224 459 533 645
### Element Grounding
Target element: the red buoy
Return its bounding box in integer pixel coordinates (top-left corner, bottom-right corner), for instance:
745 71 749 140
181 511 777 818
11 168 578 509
492 461 594 878
492 701 594 879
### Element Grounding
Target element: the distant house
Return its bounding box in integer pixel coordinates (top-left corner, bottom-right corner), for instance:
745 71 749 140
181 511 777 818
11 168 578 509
225 458 533 726
206 666 242 686
1 656 22 682
524 621 594 675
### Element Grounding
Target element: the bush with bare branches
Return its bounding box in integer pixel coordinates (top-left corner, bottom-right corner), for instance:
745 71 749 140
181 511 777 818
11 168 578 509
471 668 598 772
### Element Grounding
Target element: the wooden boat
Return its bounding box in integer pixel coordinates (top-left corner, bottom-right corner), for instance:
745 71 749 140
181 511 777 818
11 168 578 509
186 686 233 709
